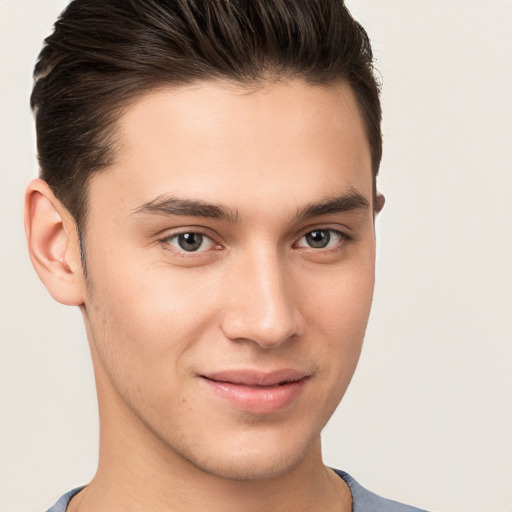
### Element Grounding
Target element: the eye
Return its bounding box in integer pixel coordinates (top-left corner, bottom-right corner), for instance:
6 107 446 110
165 232 218 253
296 229 346 250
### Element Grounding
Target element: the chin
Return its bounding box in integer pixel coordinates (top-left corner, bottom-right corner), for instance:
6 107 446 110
189 448 308 481
171 426 320 482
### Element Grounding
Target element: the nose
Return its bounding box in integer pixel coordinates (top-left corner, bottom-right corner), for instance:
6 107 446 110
219 248 304 349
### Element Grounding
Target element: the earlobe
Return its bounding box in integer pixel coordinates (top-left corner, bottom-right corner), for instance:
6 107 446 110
374 192 385 215
24 178 85 306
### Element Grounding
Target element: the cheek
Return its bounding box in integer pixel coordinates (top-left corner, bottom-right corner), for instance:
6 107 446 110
84 252 223 384
299 258 375 386
83 267 222 433
302 256 375 334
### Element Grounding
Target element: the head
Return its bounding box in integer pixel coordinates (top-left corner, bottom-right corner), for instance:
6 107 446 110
26 0 384 484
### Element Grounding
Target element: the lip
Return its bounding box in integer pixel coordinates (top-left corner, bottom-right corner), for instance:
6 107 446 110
199 369 309 414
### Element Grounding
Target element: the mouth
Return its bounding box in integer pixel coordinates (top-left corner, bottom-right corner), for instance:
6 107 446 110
199 369 309 414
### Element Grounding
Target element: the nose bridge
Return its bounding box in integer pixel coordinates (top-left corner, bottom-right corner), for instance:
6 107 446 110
220 245 302 348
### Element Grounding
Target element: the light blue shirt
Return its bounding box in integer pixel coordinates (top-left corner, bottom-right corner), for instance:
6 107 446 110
45 470 430 511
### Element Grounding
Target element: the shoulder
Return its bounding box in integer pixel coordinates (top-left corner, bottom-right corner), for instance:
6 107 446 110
45 487 84 512
334 470 432 512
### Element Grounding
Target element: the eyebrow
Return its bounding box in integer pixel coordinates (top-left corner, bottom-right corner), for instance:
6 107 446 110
131 195 240 223
131 189 369 223
295 190 370 220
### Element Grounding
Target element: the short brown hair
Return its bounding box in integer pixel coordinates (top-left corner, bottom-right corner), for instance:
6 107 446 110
31 0 382 230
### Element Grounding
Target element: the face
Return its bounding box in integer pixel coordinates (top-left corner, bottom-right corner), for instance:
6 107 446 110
81 80 377 480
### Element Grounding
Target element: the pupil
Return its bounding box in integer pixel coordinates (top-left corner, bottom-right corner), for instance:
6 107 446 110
306 230 330 248
178 233 203 251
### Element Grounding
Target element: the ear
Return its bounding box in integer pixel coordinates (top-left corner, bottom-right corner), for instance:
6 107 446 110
24 178 85 306
374 192 385 215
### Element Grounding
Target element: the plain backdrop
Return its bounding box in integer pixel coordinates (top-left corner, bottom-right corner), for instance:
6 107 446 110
1 1 511 511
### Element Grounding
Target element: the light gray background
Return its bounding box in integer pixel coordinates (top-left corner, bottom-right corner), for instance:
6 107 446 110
1 1 511 511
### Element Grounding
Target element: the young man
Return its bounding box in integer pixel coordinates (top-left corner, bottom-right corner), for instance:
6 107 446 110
25 1 427 511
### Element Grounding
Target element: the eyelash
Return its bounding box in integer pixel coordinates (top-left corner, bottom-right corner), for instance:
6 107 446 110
294 229 349 252
160 228 350 257
160 231 221 257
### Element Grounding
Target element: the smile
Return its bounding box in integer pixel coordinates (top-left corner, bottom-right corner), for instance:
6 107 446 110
200 370 309 414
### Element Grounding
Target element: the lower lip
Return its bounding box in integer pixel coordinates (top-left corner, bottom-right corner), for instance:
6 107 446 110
201 377 308 414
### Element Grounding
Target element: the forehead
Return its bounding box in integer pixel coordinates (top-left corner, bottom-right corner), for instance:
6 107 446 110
90 80 373 218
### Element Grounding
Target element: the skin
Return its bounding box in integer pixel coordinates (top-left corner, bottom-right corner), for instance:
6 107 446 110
25 80 383 512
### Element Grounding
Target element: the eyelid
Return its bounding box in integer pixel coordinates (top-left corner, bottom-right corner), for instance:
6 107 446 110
159 228 223 255
293 228 350 251
156 225 351 258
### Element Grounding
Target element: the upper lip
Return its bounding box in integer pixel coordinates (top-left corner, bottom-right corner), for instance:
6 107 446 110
201 369 309 387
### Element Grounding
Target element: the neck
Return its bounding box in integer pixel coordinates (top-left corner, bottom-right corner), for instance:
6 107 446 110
75 447 349 512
